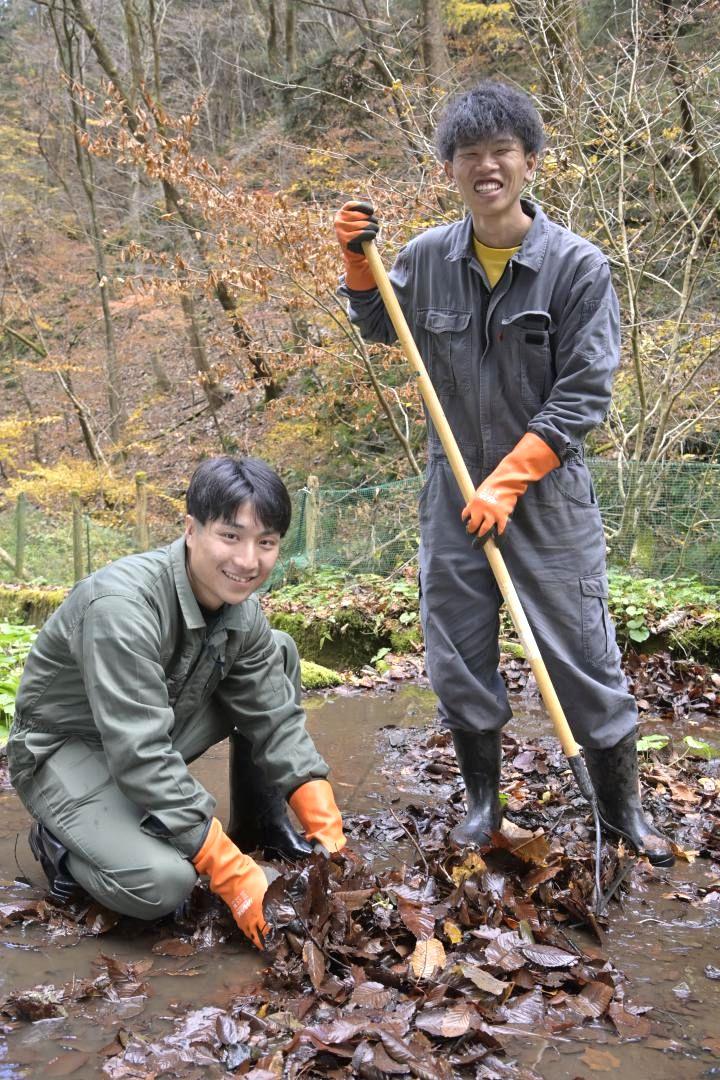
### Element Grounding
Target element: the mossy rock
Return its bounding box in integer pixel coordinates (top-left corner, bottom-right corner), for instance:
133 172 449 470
267 610 386 669
300 659 344 689
0 585 67 627
499 637 525 659
669 618 720 664
389 625 422 653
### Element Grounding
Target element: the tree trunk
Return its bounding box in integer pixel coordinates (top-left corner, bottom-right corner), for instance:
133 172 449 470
285 0 297 74
657 0 715 213
267 0 280 69
50 2 126 447
178 290 227 413
421 0 449 88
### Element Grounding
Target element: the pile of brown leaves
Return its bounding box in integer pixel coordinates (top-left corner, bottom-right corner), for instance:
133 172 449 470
88 843 651 1079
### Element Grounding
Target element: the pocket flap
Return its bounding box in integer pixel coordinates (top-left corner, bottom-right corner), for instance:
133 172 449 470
420 309 471 334
580 575 608 599
501 309 554 332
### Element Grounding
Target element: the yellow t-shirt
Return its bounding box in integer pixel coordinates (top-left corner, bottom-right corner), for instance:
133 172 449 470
472 236 520 289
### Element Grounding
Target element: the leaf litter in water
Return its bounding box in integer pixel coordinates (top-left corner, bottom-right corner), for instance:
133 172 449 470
1 684 716 1077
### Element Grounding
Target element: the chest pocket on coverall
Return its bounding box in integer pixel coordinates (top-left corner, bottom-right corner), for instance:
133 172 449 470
501 310 553 408
419 309 472 396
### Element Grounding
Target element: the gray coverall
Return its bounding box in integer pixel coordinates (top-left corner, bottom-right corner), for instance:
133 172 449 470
342 201 637 749
8 537 328 917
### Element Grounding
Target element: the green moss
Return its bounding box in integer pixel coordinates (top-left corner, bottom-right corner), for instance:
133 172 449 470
389 625 422 653
0 585 67 627
670 618 720 664
500 638 525 659
267 610 384 668
300 659 343 689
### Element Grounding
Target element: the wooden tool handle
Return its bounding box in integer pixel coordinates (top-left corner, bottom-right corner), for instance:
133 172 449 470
363 240 580 759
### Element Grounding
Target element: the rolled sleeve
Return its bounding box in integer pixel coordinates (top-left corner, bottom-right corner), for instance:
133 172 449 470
528 259 620 460
215 606 329 798
73 595 214 857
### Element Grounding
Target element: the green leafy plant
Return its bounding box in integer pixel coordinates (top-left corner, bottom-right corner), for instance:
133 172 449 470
637 733 670 753
681 735 716 760
0 622 38 747
636 732 717 760
608 571 720 648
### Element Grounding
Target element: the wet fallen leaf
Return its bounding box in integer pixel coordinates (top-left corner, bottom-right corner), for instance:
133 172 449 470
302 939 326 990
501 987 546 1024
580 1046 621 1071
1 985 67 1021
575 980 614 1018
397 897 437 939
151 937 195 957
46 1051 90 1077
519 943 578 968
349 980 393 1009
415 1004 477 1038
443 919 463 945
670 843 698 862
450 852 486 885
457 963 507 997
608 1003 652 1040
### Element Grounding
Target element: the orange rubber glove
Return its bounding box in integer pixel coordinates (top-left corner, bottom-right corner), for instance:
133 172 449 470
289 779 346 853
462 433 561 539
192 817 269 948
334 200 379 291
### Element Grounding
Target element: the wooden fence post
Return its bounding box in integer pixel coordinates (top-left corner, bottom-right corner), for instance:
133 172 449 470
71 492 84 583
305 475 320 569
15 492 26 581
135 471 149 551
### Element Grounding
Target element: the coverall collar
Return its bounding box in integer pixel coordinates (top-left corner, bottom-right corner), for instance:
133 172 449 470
170 537 250 632
446 200 549 272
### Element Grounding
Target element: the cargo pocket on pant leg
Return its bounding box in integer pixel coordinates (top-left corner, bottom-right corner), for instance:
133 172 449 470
580 576 611 667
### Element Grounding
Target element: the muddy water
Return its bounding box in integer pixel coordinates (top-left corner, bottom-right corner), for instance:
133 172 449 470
1 687 719 1078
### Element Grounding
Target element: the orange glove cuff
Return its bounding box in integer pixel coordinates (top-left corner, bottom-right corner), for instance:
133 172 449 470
192 818 269 948
289 779 346 853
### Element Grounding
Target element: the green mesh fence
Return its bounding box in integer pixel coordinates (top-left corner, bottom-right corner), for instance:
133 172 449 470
1 460 719 587
0 506 178 586
278 459 720 584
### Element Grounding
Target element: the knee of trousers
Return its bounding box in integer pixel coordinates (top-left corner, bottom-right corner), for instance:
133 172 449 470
68 850 197 920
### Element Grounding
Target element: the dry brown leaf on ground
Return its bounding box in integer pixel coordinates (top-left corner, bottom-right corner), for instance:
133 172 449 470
410 937 446 979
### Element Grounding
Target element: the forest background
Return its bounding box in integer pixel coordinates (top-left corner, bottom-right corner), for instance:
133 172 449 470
1 0 720 588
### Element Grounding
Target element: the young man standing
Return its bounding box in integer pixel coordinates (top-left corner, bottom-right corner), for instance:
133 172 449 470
334 80 673 866
8 456 346 948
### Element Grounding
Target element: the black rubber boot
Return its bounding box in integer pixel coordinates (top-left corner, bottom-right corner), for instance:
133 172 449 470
227 733 313 861
450 730 503 847
28 822 79 901
584 730 675 867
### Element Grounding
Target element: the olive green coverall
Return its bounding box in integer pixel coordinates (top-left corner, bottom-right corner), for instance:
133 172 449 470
8 538 328 918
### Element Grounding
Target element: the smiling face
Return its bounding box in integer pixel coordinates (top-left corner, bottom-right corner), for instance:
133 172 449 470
184 502 281 610
444 135 537 244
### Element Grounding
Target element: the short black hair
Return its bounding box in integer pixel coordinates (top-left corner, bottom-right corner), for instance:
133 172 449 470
186 456 292 536
435 80 545 162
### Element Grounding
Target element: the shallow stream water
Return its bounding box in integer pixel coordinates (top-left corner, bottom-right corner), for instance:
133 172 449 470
1 687 718 1078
